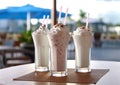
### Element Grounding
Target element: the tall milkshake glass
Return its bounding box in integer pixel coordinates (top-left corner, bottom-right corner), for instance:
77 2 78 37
48 23 70 77
32 26 49 72
72 26 92 73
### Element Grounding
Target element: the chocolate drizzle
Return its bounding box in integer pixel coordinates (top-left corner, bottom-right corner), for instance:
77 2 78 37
39 25 45 31
80 26 85 29
54 23 65 28
79 26 90 31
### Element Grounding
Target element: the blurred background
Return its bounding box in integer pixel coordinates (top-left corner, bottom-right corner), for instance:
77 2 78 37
0 0 120 68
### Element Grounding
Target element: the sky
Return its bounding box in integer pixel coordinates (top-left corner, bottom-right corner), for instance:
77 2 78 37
0 0 120 24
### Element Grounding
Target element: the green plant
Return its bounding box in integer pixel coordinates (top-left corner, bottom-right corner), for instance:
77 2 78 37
19 30 33 44
76 9 86 27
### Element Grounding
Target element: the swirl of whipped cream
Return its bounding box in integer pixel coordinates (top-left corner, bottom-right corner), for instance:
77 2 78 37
32 25 49 46
48 23 70 47
73 26 91 36
32 26 47 35
49 23 70 34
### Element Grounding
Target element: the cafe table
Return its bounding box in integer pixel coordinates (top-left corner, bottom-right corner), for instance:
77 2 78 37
0 60 120 85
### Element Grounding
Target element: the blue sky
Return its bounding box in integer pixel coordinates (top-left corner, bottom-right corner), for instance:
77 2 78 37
0 0 120 24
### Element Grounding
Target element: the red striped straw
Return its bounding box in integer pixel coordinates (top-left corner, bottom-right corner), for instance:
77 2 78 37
58 6 62 24
85 13 90 29
64 8 69 25
42 15 46 26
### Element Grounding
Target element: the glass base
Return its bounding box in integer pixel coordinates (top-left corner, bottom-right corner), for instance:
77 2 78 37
51 71 68 77
35 66 49 72
76 67 91 73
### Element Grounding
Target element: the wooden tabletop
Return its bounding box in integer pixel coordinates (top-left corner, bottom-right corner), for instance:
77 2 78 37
0 60 120 85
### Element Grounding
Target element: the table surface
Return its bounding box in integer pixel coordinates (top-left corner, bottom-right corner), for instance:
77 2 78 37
0 60 120 85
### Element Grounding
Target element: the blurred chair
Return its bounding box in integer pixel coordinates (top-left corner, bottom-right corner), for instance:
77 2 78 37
0 55 4 69
0 32 7 40
0 40 3 46
13 40 21 47
2 48 34 67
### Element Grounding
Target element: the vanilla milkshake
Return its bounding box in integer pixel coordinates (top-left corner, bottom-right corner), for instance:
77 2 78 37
48 23 70 77
32 26 49 72
72 26 92 73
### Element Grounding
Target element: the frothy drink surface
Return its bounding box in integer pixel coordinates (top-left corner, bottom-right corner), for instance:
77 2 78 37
48 23 70 71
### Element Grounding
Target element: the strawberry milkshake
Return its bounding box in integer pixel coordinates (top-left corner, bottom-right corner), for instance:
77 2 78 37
48 23 70 77
72 26 92 73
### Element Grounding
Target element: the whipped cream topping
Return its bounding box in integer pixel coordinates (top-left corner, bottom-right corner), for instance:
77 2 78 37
48 23 70 47
49 23 69 34
32 25 49 46
32 26 47 35
73 26 91 36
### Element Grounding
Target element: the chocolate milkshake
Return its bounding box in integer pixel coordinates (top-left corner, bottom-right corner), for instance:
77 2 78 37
72 26 92 73
48 23 70 77
32 26 49 72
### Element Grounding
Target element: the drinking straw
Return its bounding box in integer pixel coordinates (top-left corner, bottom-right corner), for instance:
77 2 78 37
46 15 49 29
58 6 62 24
85 13 90 29
64 8 69 25
42 15 46 26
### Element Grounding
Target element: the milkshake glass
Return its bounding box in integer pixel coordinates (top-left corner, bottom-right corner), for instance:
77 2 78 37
32 26 49 72
72 26 92 73
48 23 70 77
